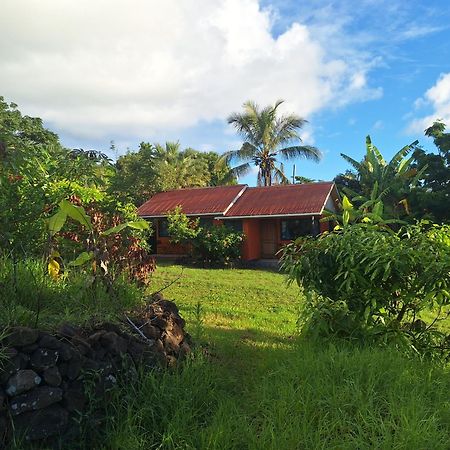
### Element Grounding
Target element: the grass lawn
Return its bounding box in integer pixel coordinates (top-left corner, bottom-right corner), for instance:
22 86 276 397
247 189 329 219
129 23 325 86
94 263 450 450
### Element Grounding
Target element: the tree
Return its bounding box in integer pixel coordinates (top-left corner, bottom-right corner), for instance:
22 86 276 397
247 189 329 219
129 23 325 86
409 121 450 223
336 136 423 219
110 142 236 205
222 100 322 186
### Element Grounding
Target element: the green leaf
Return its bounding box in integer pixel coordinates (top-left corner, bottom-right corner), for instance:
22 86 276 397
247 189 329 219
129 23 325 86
343 210 350 226
47 210 67 236
59 200 93 231
67 251 94 267
102 220 150 236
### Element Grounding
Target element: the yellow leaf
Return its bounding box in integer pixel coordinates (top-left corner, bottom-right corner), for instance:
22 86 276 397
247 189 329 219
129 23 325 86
48 259 60 280
342 195 353 211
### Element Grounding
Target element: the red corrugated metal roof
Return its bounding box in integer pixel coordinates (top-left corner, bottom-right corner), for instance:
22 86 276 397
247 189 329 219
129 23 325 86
224 182 334 217
138 185 247 217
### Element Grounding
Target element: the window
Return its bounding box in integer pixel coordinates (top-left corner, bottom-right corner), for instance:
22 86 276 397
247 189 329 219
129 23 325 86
224 219 243 233
158 218 170 237
280 218 318 240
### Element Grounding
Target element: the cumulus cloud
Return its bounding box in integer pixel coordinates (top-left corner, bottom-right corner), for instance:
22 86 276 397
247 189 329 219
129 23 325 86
409 73 450 132
0 0 380 140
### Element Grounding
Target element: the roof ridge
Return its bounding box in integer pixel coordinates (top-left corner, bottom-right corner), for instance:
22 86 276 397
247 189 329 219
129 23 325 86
157 184 247 194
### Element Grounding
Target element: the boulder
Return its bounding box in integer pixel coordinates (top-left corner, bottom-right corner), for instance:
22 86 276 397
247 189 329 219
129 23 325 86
6 327 39 347
30 348 59 371
6 370 41 396
142 323 161 340
100 332 128 354
13 405 68 441
9 386 63 415
38 334 63 349
57 323 79 338
66 354 83 381
43 367 62 387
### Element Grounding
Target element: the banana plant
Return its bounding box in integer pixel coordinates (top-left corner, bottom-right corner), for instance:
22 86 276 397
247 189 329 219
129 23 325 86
46 199 149 281
340 136 427 219
323 183 407 229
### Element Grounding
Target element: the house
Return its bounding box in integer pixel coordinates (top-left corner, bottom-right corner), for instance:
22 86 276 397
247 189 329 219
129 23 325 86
137 182 339 260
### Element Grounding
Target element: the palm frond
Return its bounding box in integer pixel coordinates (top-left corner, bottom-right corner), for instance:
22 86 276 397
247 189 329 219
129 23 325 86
279 145 322 162
273 164 289 184
229 162 252 179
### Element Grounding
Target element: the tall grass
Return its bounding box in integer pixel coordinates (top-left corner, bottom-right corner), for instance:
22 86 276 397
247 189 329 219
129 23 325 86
82 342 450 450
3 262 450 449
0 255 142 328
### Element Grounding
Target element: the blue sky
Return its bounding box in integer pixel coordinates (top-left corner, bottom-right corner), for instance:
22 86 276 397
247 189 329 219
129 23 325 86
1 0 450 186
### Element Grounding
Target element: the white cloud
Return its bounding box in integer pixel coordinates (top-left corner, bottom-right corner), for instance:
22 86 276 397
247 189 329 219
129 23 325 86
409 73 450 132
0 0 380 140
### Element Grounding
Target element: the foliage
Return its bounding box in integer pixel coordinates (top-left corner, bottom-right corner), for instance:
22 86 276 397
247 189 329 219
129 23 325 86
323 185 406 228
336 136 424 219
280 223 450 357
222 100 322 186
110 142 236 205
11 264 450 449
167 207 244 264
409 121 450 223
46 197 155 286
0 255 142 329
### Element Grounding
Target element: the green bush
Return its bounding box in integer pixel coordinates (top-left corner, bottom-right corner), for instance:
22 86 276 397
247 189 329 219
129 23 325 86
280 223 450 356
167 207 244 264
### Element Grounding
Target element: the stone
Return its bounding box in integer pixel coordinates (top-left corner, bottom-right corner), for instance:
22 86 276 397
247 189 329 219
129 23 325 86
179 342 191 359
166 355 177 368
43 366 62 386
30 348 59 371
6 327 39 347
151 316 168 330
58 362 68 377
167 322 185 344
13 405 68 441
58 322 79 338
67 354 83 380
142 323 161 339
63 381 85 412
39 334 63 349
6 370 41 396
0 355 22 384
127 340 147 360
57 342 74 361
9 386 63 415
71 336 92 356
0 388 5 410
153 339 165 354
87 330 106 345
163 333 180 355
20 343 39 354
100 332 128 354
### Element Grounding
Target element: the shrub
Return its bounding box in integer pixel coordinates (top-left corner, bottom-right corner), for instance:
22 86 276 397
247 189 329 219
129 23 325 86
47 196 156 286
167 207 244 264
280 223 450 356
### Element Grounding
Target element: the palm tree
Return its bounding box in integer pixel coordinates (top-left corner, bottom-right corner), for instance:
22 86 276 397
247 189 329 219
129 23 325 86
221 100 322 186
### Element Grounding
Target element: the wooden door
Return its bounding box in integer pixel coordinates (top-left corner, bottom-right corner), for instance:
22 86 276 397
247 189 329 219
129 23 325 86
260 219 277 258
